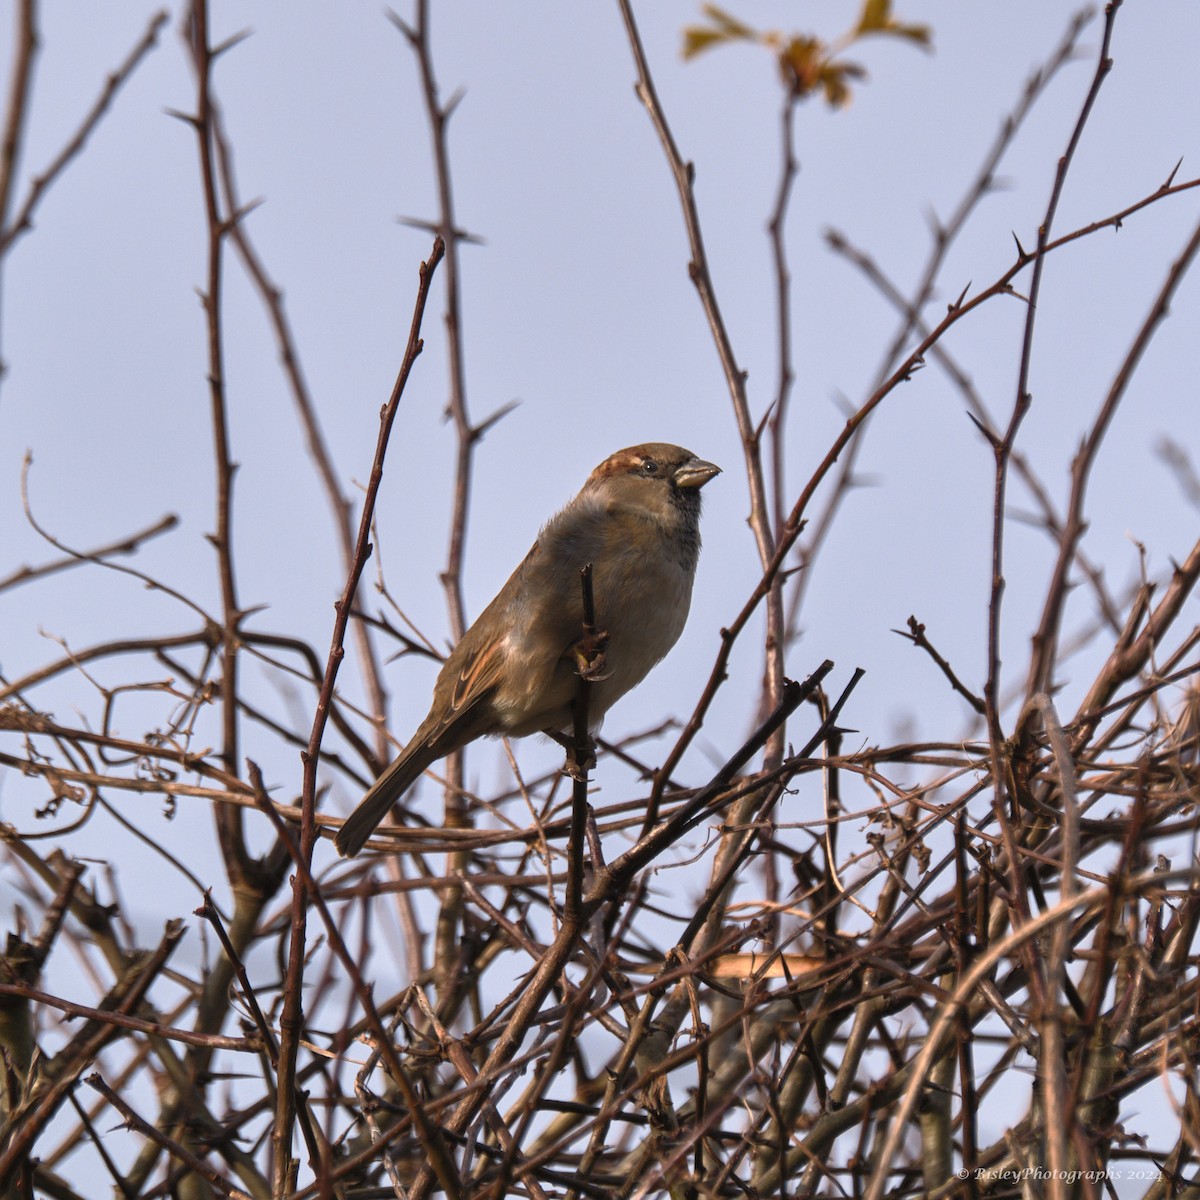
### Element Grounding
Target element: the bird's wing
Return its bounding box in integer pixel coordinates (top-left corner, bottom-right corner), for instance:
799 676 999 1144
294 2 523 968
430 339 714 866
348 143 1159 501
433 634 507 738
415 545 543 750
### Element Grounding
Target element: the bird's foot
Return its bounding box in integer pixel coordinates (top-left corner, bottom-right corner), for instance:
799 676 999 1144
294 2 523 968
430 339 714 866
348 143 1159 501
564 737 597 779
575 629 611 682
544 728 598 777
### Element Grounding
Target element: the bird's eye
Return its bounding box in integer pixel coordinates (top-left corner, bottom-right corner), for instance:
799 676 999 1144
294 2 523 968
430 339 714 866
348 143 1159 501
641 459 659 475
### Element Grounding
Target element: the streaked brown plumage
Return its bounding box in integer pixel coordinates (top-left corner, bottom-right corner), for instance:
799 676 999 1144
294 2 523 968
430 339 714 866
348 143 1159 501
335 443 719 857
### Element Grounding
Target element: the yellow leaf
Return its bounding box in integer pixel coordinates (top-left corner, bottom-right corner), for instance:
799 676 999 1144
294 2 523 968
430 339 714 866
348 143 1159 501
700 3 756 40
681 4 761 60
778 34 824 97
682 26 731 59
819 59 867 108
856 0 933 48
887 21 934 48
857 0 892 33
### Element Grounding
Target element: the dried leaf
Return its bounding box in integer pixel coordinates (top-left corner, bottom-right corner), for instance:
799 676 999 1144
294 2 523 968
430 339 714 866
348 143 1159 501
682 3 758 60
856 0 932 48
682 26 732 59
881 21 933 48
687 0 931 101
778 34 824 96
820 59 868 109
857 0 893 33
700 2 756 40
708 951 823 979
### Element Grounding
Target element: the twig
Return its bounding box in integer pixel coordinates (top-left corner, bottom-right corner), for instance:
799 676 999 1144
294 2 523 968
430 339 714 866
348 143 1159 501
85 1074 254 1200
389 0 485 1019
18 451 213 627
767 91 799 548
865 876 1129 1200
207 98 391 768
897 615 987 715
596 661 840 906
0 982 257 1052
0 9 169 257
615 0 785 783
387 1 475 646
276 236 449 1195
194 892 277 1060
0 920 185 1185
787 8 1094 642
983 1 1120 752
1070 533 1200 751
183 0 243 841
566 563 601 925
249 767 464 1198
0 513 178 594
1025 208 1200 700
0 0 37 243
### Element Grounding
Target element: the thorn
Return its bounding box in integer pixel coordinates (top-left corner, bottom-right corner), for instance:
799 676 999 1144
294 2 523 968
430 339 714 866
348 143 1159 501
396 215 486 245
386 9 416 41
224 197 265 233
965 411 1000 449
164 107 200 129
1011 231 1028 261
753 400 776 444
473 399 521 440
444 87 467 120
1163 156 1184 191
211 28 253 59
949 282 971 313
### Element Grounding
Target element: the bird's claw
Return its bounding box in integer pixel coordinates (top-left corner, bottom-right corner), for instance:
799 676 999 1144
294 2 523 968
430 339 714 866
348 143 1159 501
575 630 611 682
563 737 597 779
544 728 598 777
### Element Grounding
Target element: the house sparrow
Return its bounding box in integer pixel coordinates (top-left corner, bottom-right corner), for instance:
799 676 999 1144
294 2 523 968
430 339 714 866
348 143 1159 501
335 442 720 857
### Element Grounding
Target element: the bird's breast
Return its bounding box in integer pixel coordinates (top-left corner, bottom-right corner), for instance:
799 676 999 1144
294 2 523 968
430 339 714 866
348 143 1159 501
488 502 699 736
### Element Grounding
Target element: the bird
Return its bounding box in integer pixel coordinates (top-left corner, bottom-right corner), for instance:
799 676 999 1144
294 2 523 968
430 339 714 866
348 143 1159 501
335 442 720 857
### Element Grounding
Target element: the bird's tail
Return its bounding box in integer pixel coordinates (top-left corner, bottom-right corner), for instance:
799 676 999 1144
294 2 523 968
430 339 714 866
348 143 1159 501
335 742 435 857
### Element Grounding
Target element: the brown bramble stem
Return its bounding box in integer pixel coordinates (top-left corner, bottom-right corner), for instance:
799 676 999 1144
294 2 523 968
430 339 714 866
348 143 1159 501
566 563 600 926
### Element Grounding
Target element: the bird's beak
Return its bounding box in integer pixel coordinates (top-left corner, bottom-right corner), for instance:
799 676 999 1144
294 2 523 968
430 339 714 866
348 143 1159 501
673 457 721 490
